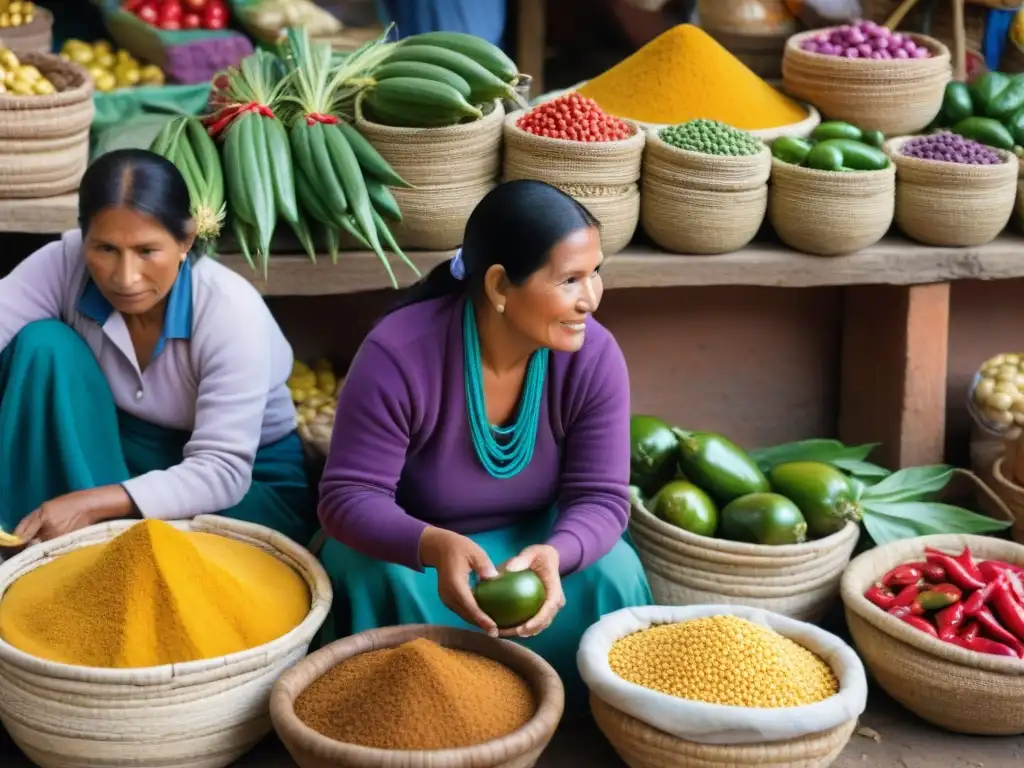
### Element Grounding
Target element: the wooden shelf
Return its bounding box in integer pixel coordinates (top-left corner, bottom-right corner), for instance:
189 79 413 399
219 234 1024 297
0 195 77 235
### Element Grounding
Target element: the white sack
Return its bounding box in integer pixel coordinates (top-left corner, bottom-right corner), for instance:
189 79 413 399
577 604 868 745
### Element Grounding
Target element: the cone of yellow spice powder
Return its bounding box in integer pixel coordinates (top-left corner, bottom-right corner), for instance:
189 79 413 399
578 25 807 130
0 519 310 668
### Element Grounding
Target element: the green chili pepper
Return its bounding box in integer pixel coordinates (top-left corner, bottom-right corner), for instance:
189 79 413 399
807 139 890 172
952 116 1015 151
861 129 885 149
771 136 814 166
810 121 863 143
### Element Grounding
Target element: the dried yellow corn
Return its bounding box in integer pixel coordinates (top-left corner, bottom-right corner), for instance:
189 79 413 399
608 615 838 708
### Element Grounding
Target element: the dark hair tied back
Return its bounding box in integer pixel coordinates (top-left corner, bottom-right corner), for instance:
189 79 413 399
78 149 194 244
384 180 598 316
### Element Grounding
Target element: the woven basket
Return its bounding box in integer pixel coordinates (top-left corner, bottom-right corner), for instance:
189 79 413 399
0 516 332 768
502 113 645 255
641 131 770 254
269 624 564 768
355 99 504 251
885 136 1017 247
842 534 1024 735
782 29 951 135
628 500 860 622
991 457 1024 546
591 696 856 768
769 157 895 256
0 6 53 54
0 53 93 200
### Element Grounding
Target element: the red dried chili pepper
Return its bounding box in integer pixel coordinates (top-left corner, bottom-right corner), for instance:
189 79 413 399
914 586 961 613
978 560 1015 582
306 112 340 126
864 584 897 610
925 548 986 591
960 622 980 642
893 584 923 610
956 635 1020 658
935 602 965 641
881 564 924 588
963 575 1003 617
974 606 1024 656
899 613 939 638
990 580 1024 646
1005 571 1024 605
954 546 984 578
908 560 946 583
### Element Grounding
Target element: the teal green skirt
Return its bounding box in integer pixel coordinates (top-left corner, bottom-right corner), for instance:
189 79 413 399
0 320 314 543
320 508 653 714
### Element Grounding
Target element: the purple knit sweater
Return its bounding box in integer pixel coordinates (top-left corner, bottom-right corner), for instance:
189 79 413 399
317 293 631 576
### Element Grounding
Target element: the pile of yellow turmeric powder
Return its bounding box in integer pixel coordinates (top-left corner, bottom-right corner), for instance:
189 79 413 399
579 24 807 129
0 520 310 668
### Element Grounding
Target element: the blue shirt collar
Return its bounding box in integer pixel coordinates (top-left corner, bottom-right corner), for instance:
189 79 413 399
77 258 194 358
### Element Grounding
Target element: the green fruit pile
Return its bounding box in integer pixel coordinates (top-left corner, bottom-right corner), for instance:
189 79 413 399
658 119 763 157
934 73 1024 153
771 121 889 172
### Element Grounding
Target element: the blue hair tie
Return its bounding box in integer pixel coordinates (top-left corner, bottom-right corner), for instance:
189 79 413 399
450 247 466 280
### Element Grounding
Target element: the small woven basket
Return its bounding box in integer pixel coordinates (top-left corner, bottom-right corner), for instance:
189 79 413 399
628 500 860 622
641 131 770 255
502 113 645 255
269 624 564 768
885 136 1017 247
768 157 895 256
0 516 332 768
355 99 504 250
782 29 951 135
841 533 1024 735
591 695 856 768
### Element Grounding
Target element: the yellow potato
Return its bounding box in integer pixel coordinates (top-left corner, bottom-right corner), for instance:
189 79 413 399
9 79 33 95
32 77 54 95
67 47 94 66
8 2 21 13
96 52 116 70
0 14 10 28
0 49 18 69
138 64 164 86
9 11 22 26
316 370 336 393
16 64 40 83
87 64 107 82
92 39 111 55
113 62 140 87
94 72 116 92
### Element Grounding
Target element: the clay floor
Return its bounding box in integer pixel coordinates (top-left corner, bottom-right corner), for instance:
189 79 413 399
3 687 1022 768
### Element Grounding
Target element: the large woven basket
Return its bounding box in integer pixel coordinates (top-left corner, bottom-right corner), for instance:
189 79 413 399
355 99 504 251
0 516 332 768
0 52 93 200
591 696 856 768
885 136 1018 247
0 6 53 54
270 624 564 768
782 29 951 135
842 533 1024 735
769 157 895 256
628 500 860 622
502 113 645 255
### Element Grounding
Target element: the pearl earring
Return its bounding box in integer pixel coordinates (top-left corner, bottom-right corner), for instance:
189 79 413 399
496 304 505 314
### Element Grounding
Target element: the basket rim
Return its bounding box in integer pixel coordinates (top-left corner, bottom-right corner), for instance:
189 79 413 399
884 135 1019 175
0 515 332 684
770 154 897 180
840 533 1024 676
269 623 564 763
993 456 1024 499
784 27 952 67
631 498 860 559
503 110 646 151
644 128 771 165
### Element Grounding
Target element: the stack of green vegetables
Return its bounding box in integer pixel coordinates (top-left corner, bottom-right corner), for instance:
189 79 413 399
771 121 889 172
147 26 521 285
935 73 1024 154
629 415 1010 547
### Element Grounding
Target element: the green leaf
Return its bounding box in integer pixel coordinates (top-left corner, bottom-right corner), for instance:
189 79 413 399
862 510 925 545
860 465 955 503
749 439 879 471
832 458 891 478
862 501 1011 539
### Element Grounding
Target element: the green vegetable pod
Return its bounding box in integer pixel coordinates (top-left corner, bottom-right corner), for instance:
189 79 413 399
952 116 1016 151
718 493 808 546
768 461 861 539
806 139 890 172
810 121 863 142
771 136 814 166
675 430 770 504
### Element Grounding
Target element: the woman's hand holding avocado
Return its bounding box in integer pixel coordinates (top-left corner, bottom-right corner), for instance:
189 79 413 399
419 526 501 637
498 544 566 638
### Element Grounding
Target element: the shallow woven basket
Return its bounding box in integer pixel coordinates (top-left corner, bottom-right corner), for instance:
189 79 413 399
991 457 1024 546
503 113 645 255
641 131 770 254
0 516 332 768
842 534 1024 735
884 136 1017 247
782 29 951 134
269 624 564 768
591 695 856 768
628 500 860 622
355 99 504 250
769 157 895 256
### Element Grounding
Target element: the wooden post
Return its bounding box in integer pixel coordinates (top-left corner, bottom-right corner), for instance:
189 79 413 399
839 283 951 469
516 0 546 94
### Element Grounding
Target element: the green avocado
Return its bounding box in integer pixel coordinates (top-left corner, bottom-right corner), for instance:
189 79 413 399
473 569 546 629
768 461 860 539
718 493 808 545
629 415 679 496
651 480 719 537
675 430 769 503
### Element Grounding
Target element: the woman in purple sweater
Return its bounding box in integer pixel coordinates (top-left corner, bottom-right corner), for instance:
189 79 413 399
317 180 652 708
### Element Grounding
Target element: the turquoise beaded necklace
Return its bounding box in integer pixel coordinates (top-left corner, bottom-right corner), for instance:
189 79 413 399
463 299 548 479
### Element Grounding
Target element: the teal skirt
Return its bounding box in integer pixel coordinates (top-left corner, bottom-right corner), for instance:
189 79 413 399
320 507 654 714
0 320 314 543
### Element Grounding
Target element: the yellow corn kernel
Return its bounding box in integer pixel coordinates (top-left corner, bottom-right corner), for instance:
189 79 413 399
608 615 838 708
